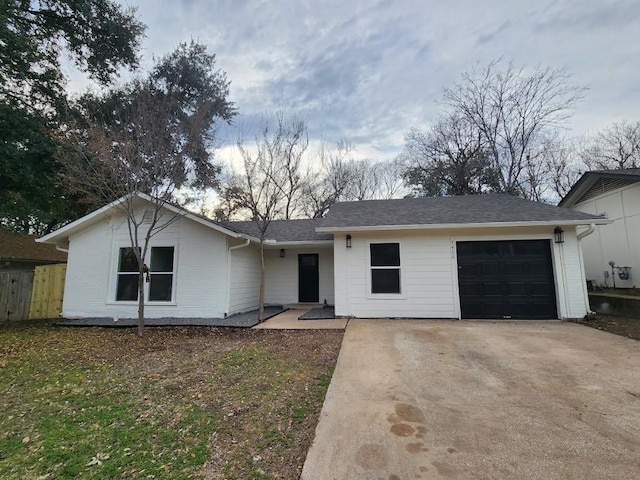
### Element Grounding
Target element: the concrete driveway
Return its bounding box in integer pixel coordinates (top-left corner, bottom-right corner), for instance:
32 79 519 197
301 320 640 480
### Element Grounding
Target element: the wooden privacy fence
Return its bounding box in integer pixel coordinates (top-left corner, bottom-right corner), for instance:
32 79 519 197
0 271 34 322
29 264 66 320
0 264 66 322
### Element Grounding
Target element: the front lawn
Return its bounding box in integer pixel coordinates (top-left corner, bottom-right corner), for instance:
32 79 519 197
0 322 343 479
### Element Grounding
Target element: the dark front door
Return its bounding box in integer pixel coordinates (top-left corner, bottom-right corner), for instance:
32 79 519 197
457 240 557 319
298 254 319 302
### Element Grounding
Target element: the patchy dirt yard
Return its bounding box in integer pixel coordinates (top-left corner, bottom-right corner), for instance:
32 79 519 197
570 314 640 341
0 321 344 479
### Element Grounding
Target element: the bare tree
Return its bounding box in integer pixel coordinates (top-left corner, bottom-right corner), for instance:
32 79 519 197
300 140 356 218
531 135 583 201
399 113 499 197
58 42 235 336
442 59 585 198
298 140 408 215
217 113 309 320
222 129 406 231
581 120 640 170
345 159 380 201
233 151 282 323
264 113 310 219
372 159 408 199
210 168 245 221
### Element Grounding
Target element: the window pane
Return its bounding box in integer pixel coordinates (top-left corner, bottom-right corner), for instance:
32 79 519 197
149 274 173 301
151 247 174 272
370 243 400 266
116 274 139 301
301 255 316 267
372 269 400 294
118 248 139 272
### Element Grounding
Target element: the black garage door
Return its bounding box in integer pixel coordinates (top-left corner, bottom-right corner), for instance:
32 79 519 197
457 240 557 319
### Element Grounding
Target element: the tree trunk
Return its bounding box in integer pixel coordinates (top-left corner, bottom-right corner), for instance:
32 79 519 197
137 270 145 337
258 240 265 322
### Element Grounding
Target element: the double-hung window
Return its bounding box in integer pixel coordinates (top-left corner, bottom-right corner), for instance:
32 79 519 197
115 246 175 302
370 243 401 294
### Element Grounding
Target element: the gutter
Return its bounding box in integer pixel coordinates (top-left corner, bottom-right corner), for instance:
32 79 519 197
316 219 612 233
225 238 251 316
263 240 334 247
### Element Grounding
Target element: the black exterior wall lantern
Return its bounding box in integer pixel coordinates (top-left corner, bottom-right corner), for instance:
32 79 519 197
554 226 564 244
279 248 285 258
346 234 352 248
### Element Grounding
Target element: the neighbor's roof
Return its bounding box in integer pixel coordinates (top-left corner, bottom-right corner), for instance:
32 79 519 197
0 229 67 263
221 219 333 243
317 194 609 232
558 169 640 207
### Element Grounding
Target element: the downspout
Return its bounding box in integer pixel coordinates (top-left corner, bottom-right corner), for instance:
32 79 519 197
557 233 569 320
345 235 351 318
226 238 251 316
55 244 69 253
577 224 596 315
577 223 596 241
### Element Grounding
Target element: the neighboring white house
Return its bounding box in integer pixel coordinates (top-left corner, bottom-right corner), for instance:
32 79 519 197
559 169 640 289
38 193 608 321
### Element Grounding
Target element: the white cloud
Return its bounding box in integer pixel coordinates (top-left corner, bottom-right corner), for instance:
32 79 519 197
68 0 640 161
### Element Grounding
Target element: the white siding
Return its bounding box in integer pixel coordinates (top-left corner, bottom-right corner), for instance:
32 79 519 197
333 235 349 314
264 247 334 305
227 242 261 315
334 227 589 320
551 229 590 319
62 209 229 319
334 231 456 318
573 183 640 288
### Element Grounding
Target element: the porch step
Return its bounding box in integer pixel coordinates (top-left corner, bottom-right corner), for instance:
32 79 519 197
284 303 325 310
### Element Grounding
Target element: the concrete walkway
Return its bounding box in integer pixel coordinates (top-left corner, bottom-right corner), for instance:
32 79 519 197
301 319 640 480
253 309 348 330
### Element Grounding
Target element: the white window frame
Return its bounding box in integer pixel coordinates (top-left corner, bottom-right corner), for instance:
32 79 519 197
368 242 402 296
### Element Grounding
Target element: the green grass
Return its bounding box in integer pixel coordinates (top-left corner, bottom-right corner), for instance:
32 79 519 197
0 324 343 479
1 351 211 478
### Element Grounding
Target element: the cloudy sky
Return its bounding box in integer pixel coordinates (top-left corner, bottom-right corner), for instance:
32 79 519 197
70 0 640 162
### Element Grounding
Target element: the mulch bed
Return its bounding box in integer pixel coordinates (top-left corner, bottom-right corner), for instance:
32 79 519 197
570 313 640 341
54 306 286 328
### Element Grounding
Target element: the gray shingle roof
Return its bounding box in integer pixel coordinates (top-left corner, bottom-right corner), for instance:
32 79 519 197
320 194 606 230
221 218 332 242
588 168 640 176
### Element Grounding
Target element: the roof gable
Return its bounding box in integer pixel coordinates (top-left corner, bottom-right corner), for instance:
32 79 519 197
319 194 608 232
37 193 247 245
559 169 640 207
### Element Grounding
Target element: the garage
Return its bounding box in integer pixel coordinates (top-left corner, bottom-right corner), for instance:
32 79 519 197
457 240 557 319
